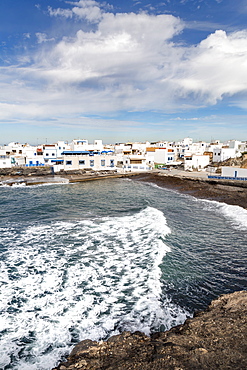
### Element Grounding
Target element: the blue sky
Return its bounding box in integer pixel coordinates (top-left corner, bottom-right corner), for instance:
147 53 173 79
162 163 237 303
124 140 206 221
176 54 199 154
0 0 247 144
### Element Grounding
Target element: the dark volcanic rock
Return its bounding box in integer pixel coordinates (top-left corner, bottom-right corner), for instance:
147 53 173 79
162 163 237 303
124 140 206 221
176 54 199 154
0 166 53 177
53 290 247 370
130 172 247 208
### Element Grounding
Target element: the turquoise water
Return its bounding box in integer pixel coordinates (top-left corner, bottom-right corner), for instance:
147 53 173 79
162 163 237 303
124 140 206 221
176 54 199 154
0 178 247 369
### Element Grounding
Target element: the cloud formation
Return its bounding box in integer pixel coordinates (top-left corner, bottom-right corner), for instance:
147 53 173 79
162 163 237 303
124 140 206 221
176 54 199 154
176 29 247 104
48 0 104 22
1 0 247 136
36 33 55 43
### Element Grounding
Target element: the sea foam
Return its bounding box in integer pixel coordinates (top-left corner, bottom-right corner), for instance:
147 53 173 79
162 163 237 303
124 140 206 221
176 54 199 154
0 207 188 370
201 200 247 231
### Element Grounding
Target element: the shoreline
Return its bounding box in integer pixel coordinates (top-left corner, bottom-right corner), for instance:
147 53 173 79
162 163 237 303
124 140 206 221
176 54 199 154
1 169 247 208
53 291 247 370
128 171 247 209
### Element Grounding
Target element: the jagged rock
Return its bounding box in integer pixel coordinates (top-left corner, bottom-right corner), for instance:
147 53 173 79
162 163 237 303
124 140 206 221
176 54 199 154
53 291 247 370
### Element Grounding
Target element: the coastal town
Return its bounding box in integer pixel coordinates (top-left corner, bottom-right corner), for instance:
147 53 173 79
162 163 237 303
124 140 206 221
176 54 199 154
0 137 247 179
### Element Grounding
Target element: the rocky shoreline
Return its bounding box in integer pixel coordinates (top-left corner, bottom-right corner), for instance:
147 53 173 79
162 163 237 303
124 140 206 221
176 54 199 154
49 171 247 369
129 171 247 209
53 291 247 370
2 169 246 369
1 168 247 209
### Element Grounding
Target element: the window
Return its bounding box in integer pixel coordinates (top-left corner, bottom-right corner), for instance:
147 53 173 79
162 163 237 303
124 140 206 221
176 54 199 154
79 160 85 165
66 160 72 165
90 160 94 167
110 160 114 167
46 153 49 156
101 160 105 166
52 153 55 156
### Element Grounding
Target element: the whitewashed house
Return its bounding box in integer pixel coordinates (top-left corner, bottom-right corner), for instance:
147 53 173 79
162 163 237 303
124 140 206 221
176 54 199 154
55 141 70 157
0 154 12 168
43 144 57 165
24 146 44 166
145 146 175 166
53 152 118 172
184 154 210 171
123 155 153 172
70 139 104 153
213 147 238 163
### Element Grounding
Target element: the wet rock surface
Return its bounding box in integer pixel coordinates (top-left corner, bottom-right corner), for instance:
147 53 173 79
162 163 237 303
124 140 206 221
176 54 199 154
0 166 53 177
131 172 247 208
53 291 247 370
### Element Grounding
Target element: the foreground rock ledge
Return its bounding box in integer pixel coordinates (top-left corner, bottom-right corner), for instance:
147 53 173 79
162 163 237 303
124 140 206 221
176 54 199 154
53 291 247 370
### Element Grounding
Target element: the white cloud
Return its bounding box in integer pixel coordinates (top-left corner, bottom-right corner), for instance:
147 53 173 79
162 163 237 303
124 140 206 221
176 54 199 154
48 0 103 22
72 5 102 21
2 4 247 131
36 33 55 43
47 6 73 18
37 12 183 88
174 29 247 104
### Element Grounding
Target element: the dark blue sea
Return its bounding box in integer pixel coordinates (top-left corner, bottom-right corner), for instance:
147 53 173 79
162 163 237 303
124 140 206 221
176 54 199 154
0 178 246 369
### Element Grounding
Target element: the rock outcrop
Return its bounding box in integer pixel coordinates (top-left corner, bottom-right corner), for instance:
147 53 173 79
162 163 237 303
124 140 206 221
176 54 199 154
0 166 53 177
53 290 247 370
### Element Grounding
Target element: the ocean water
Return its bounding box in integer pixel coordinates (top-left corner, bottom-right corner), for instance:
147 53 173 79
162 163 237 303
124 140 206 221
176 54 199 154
0 178 246 369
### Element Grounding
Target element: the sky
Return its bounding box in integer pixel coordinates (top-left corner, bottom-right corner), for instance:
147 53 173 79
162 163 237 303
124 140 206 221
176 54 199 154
0 0 247 144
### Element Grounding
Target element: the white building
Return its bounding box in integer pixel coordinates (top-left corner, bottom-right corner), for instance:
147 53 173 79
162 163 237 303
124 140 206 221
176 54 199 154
114 142 149 156
42 144 57 165
55 141 70 157
24 145 45 167
221 166 247 179
1 142 24 156
184 154 210 171
53 152 118 173
70 139 104 153
213 147 239 163
123 155 153 172
146 146 176 166
173 138 193 159
0 155 12 168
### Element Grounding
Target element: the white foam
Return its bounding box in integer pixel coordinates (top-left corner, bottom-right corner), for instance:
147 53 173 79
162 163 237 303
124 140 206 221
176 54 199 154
10 182 27 187
201 199 247 230
0 180 69 188
0 207 189 369
142 179 247 231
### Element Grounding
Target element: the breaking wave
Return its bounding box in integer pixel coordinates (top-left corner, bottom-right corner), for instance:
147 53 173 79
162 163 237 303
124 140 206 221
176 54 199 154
0 207 188 369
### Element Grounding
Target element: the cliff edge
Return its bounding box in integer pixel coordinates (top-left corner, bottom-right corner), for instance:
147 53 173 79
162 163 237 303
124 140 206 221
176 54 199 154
53 290 247 370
